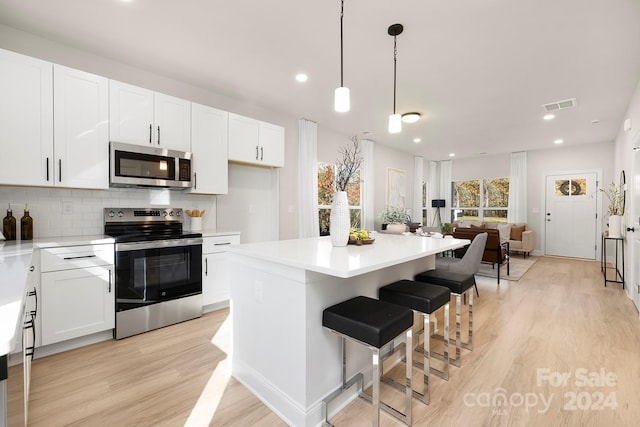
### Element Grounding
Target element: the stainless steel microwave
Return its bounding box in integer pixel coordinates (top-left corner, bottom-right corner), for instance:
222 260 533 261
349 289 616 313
110 141 192 189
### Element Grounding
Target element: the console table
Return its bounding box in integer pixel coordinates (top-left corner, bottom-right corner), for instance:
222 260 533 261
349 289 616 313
601 234 624 288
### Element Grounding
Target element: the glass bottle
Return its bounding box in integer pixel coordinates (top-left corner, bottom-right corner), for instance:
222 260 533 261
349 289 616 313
3 206 17 240
21 205 33 240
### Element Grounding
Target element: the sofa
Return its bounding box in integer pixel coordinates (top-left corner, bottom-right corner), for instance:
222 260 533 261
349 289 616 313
452 221 535 258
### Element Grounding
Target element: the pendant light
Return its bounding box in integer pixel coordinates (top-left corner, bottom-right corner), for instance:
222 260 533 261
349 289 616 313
388 23 403 133
334 0 350 112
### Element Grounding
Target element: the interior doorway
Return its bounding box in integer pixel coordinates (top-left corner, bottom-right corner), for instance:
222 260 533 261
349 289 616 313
629 133 640 314
544 172 598 259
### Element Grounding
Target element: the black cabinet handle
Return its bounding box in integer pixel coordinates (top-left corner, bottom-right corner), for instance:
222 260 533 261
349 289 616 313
108 270 112 293
205 257 208 276
46 157 50 181
194 172 197 190
260 146 264 161
58 159 62 182
149 124 152 144
63 254 97 260
255 145 259 160
627 227 635 232
157 126 160 145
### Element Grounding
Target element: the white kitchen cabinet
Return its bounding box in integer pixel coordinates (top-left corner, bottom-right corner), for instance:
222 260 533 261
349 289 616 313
188 103 229 194
0 48 53 187
53 65 109 189
110 80 191 152
228 113 284 167
40 244 115 346
202 234 240 309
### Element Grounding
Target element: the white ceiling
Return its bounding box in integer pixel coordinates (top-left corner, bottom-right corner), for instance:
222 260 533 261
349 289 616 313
1 0 640 160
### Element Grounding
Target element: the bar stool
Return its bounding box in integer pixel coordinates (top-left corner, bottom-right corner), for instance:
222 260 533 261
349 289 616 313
378 280 450 405
414 269 476 367
322 296 414 427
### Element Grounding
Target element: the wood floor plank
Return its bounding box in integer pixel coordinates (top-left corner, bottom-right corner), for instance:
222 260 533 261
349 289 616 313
9 256 640 426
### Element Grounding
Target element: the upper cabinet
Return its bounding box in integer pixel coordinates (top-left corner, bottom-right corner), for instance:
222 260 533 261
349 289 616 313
0 49 108 189
53 65 109 189
188 103 229 195
228 113 284 167
109 80 191 152
0 49 53 187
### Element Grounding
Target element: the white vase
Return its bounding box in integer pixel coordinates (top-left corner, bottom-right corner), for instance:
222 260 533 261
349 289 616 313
386 223 407 234
608 215 622 238
330 191 350 247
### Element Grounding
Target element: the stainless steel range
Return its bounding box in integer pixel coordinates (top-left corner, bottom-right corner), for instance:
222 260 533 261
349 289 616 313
104 208 203 339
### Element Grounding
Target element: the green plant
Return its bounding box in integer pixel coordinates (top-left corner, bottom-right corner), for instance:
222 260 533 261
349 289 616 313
601 181 624 216
335 136 363 192
441 223 452 234
380 206 410 224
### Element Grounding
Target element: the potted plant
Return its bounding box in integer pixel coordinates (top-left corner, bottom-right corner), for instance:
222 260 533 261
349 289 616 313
330 136 363 246
440 223 452 235
601 181 624 237
380 205 410 233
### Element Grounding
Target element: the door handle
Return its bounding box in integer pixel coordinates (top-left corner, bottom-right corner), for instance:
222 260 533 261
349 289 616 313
627 227 635 232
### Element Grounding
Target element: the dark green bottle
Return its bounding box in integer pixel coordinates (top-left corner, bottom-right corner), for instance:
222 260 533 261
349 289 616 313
3 206 16 240
21 205 33 240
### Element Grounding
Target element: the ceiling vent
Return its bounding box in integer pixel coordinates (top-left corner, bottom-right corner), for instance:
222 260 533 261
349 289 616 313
542 98 577 112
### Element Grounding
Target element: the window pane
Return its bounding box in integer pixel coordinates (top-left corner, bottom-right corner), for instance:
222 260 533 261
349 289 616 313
318 163 335 205
453 209 479 222
483 209 507 222
453 180 480 207
346 170 360 205
483 178 509 207
319 209 330 236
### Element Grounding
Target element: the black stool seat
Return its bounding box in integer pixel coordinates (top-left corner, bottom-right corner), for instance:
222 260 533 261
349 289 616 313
414 269 475 294
323 296 413 349
379 280 450 314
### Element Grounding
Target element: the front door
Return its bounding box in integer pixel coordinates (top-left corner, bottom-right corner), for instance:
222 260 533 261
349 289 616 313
545 173 598 259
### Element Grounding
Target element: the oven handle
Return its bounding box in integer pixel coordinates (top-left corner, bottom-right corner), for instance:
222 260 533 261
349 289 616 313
116 237 203 252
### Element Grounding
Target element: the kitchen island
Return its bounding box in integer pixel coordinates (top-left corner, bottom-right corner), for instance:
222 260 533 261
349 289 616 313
227 233 469 426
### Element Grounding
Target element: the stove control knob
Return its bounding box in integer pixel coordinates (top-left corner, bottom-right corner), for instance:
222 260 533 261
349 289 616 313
107 210 115 218
169 211 175 217
117 210 124 218
162 211 168 217
176 210 181 217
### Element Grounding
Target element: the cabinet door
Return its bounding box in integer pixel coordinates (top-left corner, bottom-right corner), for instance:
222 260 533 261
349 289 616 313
0 48 53 186
53 65 109 189
154 93 191 151
259 121 285 167
189 103 228 194
202 235 240 307
228 113 260 165
109 80 154 146
41 266 114 345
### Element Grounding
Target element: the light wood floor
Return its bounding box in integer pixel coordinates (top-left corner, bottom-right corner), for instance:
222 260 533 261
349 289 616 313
8 256 640 426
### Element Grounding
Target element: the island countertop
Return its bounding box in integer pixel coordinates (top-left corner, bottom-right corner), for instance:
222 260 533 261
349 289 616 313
226 232 470 278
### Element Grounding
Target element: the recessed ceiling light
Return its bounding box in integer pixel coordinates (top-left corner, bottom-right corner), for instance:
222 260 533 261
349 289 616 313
295 73 308 82
449 153 455 157
361 131 372 135
554 139 564 144
591 119 600 124
543 114 555 120
401 112 421 123
479 152 487 156
413 138 421 143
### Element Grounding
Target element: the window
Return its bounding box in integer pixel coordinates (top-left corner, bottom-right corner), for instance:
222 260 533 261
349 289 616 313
421 181 428 226
317 162 361 236
451 178 509 223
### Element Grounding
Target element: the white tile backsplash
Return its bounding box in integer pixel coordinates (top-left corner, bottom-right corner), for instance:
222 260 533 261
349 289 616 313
0 186 217 240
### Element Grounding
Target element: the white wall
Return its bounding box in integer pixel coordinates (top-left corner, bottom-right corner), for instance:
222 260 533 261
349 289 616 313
372 144 416 229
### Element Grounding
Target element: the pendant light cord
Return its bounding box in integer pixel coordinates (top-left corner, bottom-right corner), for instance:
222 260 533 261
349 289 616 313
392 35 397 115
340 0 344 87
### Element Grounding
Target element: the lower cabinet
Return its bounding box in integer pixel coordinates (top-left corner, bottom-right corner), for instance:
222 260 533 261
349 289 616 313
202 234 240 308
39 244 115 346
41 266 114 345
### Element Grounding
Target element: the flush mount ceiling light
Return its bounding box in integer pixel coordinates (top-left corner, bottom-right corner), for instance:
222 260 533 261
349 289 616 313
334 0 350 112
388 23 404 133
295 73 308 82
401 112 421 123
543 114 555 120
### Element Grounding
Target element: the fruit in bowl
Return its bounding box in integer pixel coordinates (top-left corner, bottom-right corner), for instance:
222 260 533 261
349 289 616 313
348 228 374 245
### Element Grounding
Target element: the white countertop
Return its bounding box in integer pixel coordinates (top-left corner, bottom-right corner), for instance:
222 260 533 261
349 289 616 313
227 233 470 278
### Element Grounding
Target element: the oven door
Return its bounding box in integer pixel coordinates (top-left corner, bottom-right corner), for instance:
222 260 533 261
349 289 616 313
114 238 202 312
